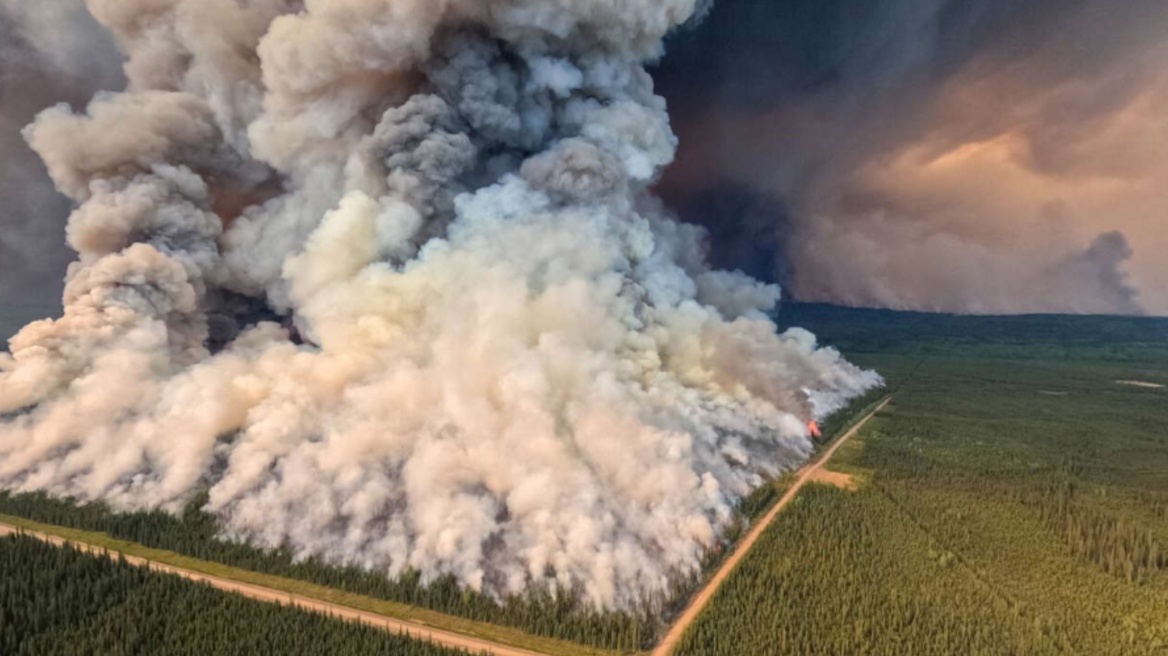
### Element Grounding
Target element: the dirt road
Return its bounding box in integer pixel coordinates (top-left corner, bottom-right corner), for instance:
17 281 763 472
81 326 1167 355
0 523 544 656
652 397 893 656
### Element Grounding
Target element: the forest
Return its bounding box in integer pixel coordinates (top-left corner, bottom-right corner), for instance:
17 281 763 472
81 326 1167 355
0 489 649 652
0 532 474 656
675 316 1168 655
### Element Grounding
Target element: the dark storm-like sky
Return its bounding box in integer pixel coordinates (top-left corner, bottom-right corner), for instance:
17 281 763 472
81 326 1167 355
1 0 1166 343
653 0 1168 315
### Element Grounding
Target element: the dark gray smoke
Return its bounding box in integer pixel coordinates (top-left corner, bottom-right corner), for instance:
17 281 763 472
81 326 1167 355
655 0 1168 315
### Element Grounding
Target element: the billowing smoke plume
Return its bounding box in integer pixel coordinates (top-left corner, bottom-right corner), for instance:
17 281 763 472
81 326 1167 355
0 1 878 608
655 0 1168 315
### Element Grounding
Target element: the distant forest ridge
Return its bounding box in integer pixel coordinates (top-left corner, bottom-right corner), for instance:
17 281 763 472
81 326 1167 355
778 302 1168 361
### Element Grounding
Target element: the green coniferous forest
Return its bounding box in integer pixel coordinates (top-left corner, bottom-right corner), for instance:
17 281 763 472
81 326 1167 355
0 532 475 656
0 492 659 651
0 490 655 651
675 307 1168 655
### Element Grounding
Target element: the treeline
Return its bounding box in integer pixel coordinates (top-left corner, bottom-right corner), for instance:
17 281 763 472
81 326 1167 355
778 302 1168 363
0 533 474 656
0 491 653 651
814 385 890 446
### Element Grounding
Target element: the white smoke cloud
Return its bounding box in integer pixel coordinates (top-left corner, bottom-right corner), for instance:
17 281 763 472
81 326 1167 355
0 0 879 609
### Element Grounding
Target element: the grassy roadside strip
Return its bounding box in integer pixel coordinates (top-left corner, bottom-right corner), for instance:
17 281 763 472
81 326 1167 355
0 513 629 656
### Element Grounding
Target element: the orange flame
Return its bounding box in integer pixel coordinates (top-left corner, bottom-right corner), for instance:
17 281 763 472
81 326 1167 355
808 421 822 440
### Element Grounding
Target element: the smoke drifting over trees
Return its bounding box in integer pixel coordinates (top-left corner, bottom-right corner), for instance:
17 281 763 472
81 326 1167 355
0 0 878 610
656 0 1168 315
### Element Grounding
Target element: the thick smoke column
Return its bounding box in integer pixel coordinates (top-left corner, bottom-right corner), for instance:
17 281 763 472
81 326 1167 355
0 0 878 608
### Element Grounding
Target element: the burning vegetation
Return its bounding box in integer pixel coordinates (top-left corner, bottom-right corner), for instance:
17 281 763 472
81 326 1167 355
0 0 878 611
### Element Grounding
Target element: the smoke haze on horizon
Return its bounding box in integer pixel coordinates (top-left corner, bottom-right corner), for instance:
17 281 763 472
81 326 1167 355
655 0 1168 316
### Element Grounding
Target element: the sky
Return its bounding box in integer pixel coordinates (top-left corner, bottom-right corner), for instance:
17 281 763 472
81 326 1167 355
1 0 1165 340
0 0 123 337
654 0 1168 315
